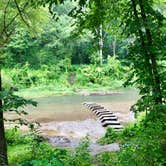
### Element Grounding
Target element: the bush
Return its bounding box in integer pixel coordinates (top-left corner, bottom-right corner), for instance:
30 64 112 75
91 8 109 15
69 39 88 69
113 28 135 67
95 152 119 166
18 144 66 166
6 128 31 146
64 137 92 166
97 128 119 145
3 62 128 91
20 158 63 166
8 130 93 166
97 118 166 166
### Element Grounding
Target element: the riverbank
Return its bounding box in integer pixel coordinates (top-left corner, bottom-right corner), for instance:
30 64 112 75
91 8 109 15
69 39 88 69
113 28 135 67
6 88 164 166
5 89 138 164
14 82 134 99
7 112 165 166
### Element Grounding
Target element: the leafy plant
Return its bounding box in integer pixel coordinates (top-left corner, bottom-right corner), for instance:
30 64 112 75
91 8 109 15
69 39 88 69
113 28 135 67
5 128 30 146
98 128 119 145
65 137 92 166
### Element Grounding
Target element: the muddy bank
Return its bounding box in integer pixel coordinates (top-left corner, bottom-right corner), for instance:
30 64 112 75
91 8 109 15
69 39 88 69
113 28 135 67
79 90 122 96
40 119 120 154
45 135 120 155
40 119 106 142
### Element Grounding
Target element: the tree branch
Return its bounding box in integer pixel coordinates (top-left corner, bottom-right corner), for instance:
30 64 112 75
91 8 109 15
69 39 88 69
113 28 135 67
3 0 11 37
0 1 29 47
13 0 30 28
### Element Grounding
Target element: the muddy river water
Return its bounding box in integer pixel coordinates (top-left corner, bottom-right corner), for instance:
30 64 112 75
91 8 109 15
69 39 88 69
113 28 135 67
5 89 139 149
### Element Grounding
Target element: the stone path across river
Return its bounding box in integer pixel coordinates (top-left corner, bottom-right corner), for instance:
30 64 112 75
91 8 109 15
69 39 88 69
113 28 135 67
83 102 123 131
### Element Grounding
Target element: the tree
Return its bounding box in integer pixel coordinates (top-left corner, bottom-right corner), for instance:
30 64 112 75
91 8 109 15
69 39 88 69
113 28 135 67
0 0 45 164
76 0 107 66
73 0 166 116
71 0 123 65
1 0 165 164
121 0 165 116
44 0 165 113
4 0 95 67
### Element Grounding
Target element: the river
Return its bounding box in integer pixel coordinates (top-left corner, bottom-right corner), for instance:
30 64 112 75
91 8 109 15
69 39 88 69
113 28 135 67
5 89 139 148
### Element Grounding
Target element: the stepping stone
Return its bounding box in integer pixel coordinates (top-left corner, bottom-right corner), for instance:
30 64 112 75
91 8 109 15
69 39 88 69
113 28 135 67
90 107 104 111
84 103 97 107
83 102 94 105
102 121 121 127
93 109 109 113
93 108 106 111
82 102 123 131
104 120 120 124
107 125 123 129
90 106 104 110
88 105 99 109
97 112 116 117
100 117 118 123
93 108 105 112
96 111 110 116
84 103 97 110
99 114 116 119
99 115 117 120
89 106 103 110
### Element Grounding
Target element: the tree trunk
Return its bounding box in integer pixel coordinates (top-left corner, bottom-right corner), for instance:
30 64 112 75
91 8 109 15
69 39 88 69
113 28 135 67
99 24 103 66
0 68 8 166
131 0 154 85
113 35 116 57
138 0 163 104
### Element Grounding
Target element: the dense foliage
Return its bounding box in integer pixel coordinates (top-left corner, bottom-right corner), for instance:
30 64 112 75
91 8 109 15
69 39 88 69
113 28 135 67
121 0 166 116
0 0 165 165
2 1 128 68
96 116 165 166
2 57 128 94
7 116 165 166
6 128 92 166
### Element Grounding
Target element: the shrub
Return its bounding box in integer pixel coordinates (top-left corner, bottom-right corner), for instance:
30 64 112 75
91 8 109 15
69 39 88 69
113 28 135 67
65 137 92 166
6 128 30 145
3 62 128 90
97 118 166 166
18 144 66 166
95 152 119 166
97 128 119 145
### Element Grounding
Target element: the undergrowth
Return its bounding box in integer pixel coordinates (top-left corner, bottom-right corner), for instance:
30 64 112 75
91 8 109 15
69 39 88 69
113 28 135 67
2 61 129 98
7 128 92 166
96 113 166 166
7 113 165 166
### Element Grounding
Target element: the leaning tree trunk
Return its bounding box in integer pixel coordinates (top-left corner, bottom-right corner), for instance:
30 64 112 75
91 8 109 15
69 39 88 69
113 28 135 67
0 68 8 165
